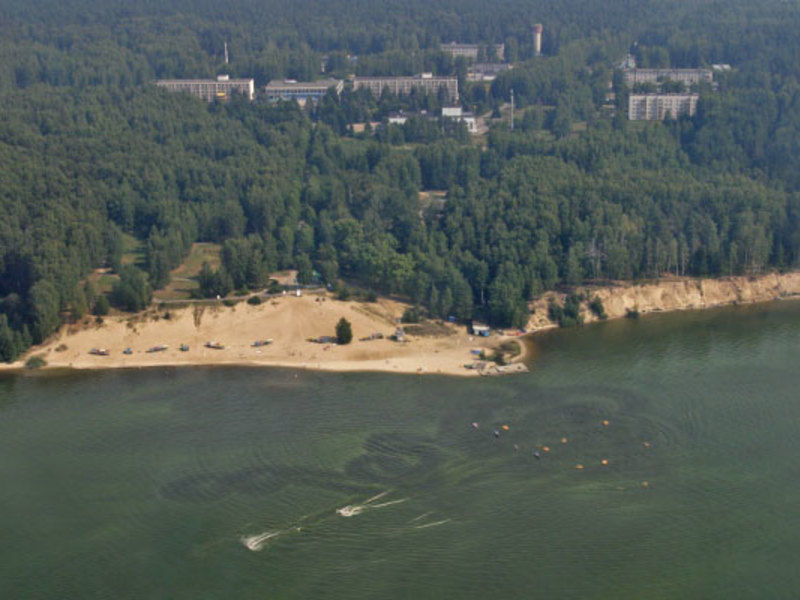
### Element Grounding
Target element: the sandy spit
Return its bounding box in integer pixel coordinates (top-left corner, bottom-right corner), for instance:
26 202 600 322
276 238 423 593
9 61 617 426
3 293 508 377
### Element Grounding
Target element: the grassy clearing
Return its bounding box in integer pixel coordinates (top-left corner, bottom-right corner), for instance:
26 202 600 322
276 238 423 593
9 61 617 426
153 243 222 300
121 233 145 267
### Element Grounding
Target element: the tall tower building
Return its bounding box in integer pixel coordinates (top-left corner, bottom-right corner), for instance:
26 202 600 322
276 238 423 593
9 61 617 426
533 24 543 56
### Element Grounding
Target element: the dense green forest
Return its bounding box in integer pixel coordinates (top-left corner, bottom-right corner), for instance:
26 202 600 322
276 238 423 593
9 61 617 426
1 0 800 360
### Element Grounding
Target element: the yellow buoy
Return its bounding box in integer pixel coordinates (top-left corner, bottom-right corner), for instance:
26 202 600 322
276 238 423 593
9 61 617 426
561 437 568 444
641 481 650 489
601 458 609 466
542 445 550 452
501 424 510 431
643 441 652 448
575 464 584 470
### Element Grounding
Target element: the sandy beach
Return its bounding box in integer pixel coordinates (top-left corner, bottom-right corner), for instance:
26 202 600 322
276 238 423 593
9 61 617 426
4 292 517 376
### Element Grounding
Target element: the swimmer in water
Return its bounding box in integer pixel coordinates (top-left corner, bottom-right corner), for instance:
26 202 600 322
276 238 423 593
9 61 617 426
533 451 541 459
493 429 500 438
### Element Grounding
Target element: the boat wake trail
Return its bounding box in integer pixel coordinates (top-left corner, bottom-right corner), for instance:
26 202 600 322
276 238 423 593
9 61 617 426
414 519 451 530
241 531 281 551
336 491 407 517
241 526 301 551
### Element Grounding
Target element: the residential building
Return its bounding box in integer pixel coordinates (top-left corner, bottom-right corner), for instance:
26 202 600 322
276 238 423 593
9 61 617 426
622 68 713 87
353 73 459 102
264 78 344 106
155 75 255 102
440 42 505 61
466 62 512 82
628 93 699 120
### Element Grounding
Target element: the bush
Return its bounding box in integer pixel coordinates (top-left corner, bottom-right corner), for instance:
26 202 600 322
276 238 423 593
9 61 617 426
93 295 110 316
401 306 423 323
336 317 353 345
547 297 564 324
110 266 152 312
223 299 239 307
626 308 640 319
588 296 607 320
549 294 584 328
336 286 351 301
247 295 262 305
365 290 378 302
25 355 47 369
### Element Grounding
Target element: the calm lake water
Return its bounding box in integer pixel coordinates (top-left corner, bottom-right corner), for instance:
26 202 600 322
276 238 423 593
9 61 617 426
2 301 800 599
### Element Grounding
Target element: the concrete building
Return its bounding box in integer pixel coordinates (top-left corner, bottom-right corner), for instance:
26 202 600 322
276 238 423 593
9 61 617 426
155 75 255 102
440 42 505 62
353 73 459 102
622 68 713 87
533 24 543 56
441 106 478 134
628 93 699 120
264 78 344 106
387 113 409 126
466 62 512 82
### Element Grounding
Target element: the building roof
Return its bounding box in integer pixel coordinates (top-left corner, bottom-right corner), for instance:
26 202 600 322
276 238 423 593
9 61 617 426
265 78 342 91
156 78 253 85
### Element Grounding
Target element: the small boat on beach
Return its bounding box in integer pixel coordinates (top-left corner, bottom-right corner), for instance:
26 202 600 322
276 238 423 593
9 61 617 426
146 344 168 353
89 348 110 356
205 341 225 350
252 339 273 347
180 344 189 351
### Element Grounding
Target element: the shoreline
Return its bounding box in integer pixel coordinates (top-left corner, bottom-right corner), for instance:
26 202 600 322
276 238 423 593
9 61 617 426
2 271 798 377
525 271 800 332
1 293 525 378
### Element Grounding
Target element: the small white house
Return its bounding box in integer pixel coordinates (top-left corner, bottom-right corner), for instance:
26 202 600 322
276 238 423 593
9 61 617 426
442 106 479 134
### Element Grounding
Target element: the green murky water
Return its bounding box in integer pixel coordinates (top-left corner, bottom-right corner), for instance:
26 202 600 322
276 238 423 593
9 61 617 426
2 301 799 599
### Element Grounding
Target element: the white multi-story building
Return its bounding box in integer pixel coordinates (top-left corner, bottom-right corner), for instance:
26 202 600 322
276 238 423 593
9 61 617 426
353 73 459 102
622 68 713 87
155 75 255 102
628 93 699 120
264 79 344 105
440 42 505 62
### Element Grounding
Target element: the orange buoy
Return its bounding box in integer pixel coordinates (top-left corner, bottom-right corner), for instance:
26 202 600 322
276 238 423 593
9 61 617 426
601 458 609 466
542 445 550 452
561 437 568 444
575 464 584 470
602 420 610 427
643 441 652 448
501 424 510 431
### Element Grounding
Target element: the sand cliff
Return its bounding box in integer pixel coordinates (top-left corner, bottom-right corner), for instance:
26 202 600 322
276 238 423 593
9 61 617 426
527 271 800 331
